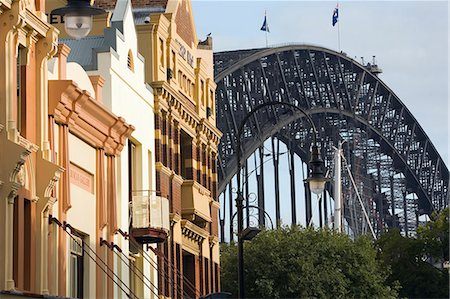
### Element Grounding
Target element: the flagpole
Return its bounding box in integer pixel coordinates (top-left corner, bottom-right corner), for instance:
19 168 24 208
265 10 268 47
337 2 341 51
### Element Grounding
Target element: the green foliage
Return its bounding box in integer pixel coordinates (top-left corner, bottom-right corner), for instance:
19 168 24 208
376 208 449 298
417 207 449 261
220 226 397 298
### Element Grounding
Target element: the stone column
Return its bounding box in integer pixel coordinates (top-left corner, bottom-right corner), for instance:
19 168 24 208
106 155 117 299
95 148 106 299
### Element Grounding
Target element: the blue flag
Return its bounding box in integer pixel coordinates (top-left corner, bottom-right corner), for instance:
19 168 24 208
332 5 339 26
261 15 269 32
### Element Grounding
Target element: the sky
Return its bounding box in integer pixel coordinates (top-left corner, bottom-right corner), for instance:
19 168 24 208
191 1 449 231
192 0 449 164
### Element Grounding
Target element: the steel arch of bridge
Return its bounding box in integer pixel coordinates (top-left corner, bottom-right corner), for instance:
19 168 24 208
214 44 449 236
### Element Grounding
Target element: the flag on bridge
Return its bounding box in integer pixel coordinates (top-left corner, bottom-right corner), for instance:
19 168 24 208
260 12 269 32
332 3 339 26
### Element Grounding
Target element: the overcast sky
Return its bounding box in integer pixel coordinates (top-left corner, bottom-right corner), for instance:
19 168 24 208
193 0 449 165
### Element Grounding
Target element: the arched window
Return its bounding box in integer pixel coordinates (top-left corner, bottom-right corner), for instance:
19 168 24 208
127 50 134 71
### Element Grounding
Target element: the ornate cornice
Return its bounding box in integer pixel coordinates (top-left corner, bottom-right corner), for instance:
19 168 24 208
181 219 208 243
153 81 222 146
0 0 12 14
48 80 135 156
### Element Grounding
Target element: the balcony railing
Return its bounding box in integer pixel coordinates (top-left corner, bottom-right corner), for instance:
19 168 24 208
130 191 170 243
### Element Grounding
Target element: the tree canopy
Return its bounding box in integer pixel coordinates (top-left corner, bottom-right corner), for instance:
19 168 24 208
220 226 397 298
376 208 449 298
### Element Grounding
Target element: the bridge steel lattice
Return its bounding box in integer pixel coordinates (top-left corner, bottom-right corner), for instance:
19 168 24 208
214 45 449 241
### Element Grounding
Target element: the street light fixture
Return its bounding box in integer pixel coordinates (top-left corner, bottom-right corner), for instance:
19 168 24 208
305 144 328 195
235 101 327 298
241 227 261 241
51 0 105 39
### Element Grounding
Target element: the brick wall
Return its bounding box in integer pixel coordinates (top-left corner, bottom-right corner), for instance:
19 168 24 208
210 206 218 236
171 176 182 215
155 114 162 163
175 0 195 46
174 123 181 175
157 170 170 200
161 113 168 167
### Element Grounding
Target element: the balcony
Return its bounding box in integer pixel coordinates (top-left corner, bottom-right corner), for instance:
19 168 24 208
131 191 170 244
181 180 212 228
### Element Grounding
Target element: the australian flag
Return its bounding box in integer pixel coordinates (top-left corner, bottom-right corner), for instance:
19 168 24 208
332 4 339 26
260 15 269 32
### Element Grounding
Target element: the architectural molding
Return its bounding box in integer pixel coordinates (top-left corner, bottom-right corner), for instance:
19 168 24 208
48 80 135 156
153 81 221 145
181 219 208 242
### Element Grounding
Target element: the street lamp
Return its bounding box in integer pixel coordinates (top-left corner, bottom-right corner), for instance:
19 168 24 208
235 101 327 298
51 0 105 39
305 144 328 195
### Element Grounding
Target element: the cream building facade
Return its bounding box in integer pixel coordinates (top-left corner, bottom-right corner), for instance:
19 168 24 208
47 48 134 298
58 0 165 297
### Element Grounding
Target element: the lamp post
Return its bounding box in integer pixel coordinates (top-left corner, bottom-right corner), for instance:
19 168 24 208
235 101 327 298
51 0 105 40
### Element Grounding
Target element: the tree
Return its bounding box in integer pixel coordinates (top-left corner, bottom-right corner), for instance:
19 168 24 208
220 226 397 298
376 208 449 298
417 207 449 262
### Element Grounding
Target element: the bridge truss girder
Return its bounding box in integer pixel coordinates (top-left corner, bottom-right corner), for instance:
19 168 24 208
214 45 448 238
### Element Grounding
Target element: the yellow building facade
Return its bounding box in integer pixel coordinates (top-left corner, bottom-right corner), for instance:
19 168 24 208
0 0 61 294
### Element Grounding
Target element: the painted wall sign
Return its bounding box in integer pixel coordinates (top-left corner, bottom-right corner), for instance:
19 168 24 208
70 163 94 194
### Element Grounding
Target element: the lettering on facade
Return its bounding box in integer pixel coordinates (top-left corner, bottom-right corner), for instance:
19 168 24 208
70 163 94 194
176 39 194 68
45 13 65 24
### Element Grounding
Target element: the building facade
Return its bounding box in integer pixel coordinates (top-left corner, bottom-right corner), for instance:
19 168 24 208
0 0 62 295
47 46 134 298
57 0 165 297
0 0 135 298
133 1 222 297
1 0 221 298
94 0 222 297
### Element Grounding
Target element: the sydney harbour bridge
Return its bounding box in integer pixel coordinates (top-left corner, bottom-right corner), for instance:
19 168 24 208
214 45 449 241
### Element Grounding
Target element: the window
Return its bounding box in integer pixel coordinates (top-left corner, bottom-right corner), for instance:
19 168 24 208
159 38 164 66
16 46 26 135
128 140 138 201
182 251 196 299
180 130 193 179
210 90 214 110
69 235 84 298
172 50 176 77
148 150 153 191
127 50 134 71
200 80 205 105
13 196 32 291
